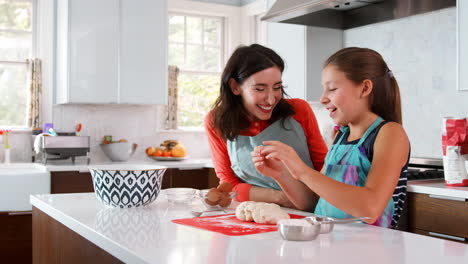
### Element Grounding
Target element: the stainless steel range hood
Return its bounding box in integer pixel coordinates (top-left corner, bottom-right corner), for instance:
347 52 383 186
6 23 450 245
262 0 456 29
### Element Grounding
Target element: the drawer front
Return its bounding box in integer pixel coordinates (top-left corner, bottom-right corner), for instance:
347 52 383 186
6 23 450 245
408 193 468 238
171 168 210 189
51 171 94 194
0 212 32 264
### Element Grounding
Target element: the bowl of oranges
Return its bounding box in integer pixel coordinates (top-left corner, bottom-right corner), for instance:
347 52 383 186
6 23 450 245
146 140 188 161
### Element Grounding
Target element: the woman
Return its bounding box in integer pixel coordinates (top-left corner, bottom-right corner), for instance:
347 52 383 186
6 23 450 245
205 44 328 207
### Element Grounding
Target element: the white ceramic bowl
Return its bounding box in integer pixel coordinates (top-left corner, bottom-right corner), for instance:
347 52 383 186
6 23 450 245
100 142 137 162
89 165 166 208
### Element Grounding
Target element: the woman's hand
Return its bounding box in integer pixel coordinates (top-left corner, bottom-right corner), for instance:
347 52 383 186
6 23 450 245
259 141 309 180
251 145 285 180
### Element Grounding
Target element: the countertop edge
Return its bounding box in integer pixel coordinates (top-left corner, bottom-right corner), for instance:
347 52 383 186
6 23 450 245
407 180 468 199
30 194 149 264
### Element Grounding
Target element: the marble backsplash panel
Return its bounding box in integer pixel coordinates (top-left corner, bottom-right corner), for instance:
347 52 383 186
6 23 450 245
344 7 467 159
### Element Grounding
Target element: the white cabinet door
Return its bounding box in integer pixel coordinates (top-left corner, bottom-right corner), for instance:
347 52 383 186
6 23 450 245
56 0 168 104
266 22 307 100
459 0 468 91
56 0 119 104
306 26 343 101
70 0 119 103
120 0 167 104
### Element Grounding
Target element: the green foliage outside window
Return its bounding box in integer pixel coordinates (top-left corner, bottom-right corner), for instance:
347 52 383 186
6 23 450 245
178 73 219 127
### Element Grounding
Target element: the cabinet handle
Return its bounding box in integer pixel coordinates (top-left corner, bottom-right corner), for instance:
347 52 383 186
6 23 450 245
428 232 467 242
8 211 32 216
428 194 467 202
178 167 204 171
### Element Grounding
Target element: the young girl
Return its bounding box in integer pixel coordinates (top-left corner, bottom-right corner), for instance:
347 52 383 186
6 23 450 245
205 44 328 207
252 47 410 228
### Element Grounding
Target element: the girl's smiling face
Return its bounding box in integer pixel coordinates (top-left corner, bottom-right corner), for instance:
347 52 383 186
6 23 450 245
320 65 368 126
231 66 283 121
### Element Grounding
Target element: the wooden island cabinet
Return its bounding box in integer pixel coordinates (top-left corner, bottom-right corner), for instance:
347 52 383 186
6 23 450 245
0 167 218 264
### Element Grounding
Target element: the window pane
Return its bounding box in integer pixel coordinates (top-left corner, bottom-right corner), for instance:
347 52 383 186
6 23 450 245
178 73 220 127
204 18 220 46
186 16 202 44
0 1 32 31
169 15 184 43
0 31 31 61
0 64 28 126
186 44 202 70
204 46 220 72
168 43 184 67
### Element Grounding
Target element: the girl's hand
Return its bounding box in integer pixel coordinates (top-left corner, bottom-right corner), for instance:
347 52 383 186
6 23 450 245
251 145 285 180
260 141 309 180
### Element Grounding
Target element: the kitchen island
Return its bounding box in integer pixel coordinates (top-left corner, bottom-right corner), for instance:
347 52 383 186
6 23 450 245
31 192 468 264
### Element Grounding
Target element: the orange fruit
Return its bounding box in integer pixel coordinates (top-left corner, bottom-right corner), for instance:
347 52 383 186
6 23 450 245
152 149 164 157
145 147 155 156
162 151 172 157
171 143 187 157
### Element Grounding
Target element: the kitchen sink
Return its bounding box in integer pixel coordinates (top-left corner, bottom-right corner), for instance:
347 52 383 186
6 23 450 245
0 163 50 211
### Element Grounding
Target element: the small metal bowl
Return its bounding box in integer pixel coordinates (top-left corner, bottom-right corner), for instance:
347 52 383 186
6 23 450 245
305 216 335 234
277 219 321 241
306 216 371 234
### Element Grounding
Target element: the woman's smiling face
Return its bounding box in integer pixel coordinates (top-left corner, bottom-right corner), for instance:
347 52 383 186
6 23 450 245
231 66 283 121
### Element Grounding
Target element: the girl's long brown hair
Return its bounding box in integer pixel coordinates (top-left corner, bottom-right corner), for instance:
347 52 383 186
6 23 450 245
211 44 295 141
324 47 402 124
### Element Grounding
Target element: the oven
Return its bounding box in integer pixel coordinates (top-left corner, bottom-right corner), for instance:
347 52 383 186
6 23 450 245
407 157 444 181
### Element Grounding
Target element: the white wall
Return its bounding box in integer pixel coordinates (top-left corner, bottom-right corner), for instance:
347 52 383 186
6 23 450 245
344 7 467 158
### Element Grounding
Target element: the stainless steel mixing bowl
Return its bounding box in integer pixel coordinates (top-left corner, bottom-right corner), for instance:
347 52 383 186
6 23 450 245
277 219 321 241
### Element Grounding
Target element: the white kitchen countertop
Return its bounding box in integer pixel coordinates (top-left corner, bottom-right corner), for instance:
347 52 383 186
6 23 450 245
44 158 213 172
408 180 468 199
31 192 468 264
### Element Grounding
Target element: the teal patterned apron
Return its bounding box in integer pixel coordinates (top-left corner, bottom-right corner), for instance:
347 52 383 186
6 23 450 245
227 117 314 190
315 117 395 227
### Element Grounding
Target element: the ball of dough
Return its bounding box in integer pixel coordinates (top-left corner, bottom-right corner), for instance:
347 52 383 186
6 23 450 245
235 201 290 224
235 201 255 221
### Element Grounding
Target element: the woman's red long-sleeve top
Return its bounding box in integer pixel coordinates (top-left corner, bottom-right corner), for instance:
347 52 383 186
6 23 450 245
204 98 328 202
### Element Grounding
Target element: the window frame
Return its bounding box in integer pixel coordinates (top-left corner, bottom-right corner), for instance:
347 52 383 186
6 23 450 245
168 12 226 129
0 0 37 129
168 12 225 74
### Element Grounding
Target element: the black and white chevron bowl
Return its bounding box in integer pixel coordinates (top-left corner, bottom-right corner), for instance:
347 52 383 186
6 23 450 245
89 165 167 208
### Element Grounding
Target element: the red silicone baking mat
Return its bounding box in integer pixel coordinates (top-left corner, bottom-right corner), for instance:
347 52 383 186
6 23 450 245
172 213 305 236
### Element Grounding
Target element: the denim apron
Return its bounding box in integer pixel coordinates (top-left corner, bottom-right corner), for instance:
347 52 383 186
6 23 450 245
227 117 314 190
315 117 395 228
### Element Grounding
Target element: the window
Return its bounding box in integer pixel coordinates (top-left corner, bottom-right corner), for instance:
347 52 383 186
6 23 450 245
168 13 224 128
0 0 34 127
